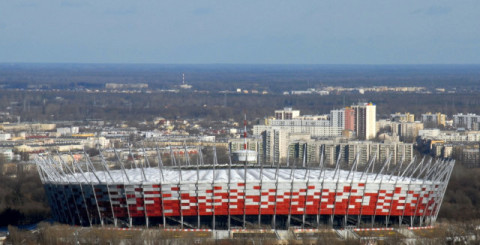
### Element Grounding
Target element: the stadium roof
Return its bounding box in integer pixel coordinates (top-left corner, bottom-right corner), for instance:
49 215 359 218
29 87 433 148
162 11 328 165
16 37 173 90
40 166 432 185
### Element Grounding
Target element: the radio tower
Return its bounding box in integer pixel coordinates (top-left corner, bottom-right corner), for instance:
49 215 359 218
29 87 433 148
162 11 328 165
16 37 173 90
243 113 248 151
180 73 192 89
231 112 257 163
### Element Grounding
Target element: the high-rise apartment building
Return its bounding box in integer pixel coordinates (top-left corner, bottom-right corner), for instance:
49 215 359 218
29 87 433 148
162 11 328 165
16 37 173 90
254 108 345 163
453 113 480 130
344 107 355 131
330 109 345 128
274 107 300 120
391 112 415 122
391 121 424 141
286 139 413 166
421 112 446 127
352 103 376 140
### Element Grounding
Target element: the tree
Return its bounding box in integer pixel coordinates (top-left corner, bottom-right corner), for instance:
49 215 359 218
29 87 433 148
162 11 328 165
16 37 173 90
0 208 23 226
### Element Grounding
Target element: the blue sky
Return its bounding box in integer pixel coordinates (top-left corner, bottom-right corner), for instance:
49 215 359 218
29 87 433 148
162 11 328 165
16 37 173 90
0 1 478 64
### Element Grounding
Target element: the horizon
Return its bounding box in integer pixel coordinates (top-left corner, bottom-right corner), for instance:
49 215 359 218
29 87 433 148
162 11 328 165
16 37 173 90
2 62 480 66
1 1 479 64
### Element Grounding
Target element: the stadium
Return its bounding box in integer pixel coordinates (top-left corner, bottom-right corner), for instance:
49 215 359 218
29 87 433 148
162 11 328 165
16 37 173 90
35 147 454 230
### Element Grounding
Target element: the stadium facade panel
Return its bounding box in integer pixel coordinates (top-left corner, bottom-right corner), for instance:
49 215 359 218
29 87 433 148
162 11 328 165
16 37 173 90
36 154 454 229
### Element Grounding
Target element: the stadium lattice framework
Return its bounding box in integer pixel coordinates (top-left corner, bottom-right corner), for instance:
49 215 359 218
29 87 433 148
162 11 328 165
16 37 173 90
35 147 454 230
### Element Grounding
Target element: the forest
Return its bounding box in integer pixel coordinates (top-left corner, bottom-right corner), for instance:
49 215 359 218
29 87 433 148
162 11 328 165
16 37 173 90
3 90 480 124
0 162 50 226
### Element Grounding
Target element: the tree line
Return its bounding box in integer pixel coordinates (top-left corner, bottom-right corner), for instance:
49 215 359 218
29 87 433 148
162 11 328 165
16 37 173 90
3 90 480 124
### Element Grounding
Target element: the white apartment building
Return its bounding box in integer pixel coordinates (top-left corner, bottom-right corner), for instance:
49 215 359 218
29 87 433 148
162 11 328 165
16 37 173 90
254 108 346 163
288 139 413 166
419 129 480 142
330 109 345 128
274 107 300 120
352 103 376 140
0 133 11 141
453 113 480 130
57 127 80 135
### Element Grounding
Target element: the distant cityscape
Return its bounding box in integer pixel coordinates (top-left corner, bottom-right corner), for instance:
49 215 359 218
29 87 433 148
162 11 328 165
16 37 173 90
1 100 479 174
1 81 459 96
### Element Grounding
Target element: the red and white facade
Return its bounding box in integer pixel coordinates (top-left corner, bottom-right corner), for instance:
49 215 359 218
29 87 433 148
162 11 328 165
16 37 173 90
36 153 454 229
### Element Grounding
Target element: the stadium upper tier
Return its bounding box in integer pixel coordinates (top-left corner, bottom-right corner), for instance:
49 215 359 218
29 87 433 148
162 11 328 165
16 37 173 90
40 166 432 185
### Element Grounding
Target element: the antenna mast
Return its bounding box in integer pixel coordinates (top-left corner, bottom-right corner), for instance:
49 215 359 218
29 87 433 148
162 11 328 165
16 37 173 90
244 113 247 151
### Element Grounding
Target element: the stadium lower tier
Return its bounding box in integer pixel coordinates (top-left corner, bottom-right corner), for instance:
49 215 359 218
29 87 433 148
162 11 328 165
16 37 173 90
44 180 445 228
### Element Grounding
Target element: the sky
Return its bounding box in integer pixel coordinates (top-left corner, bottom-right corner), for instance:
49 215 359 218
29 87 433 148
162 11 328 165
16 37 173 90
0 0 479 64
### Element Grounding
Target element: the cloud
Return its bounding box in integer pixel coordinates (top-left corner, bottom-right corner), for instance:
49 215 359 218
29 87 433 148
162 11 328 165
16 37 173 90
411 6 452 16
